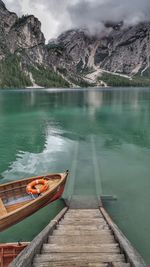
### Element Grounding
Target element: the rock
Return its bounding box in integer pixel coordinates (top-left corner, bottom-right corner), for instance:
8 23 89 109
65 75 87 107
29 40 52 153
47 23 150 84
0 0 47 68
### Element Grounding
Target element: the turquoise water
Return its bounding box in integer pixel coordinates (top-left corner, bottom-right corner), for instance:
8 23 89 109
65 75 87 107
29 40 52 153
0 88 150 265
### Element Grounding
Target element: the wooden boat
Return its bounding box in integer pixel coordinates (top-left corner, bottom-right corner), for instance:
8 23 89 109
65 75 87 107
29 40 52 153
0 242 29 267
0 171 68 232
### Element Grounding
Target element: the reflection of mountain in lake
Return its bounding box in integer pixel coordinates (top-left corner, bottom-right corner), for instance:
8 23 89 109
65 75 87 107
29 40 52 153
1 88 150 179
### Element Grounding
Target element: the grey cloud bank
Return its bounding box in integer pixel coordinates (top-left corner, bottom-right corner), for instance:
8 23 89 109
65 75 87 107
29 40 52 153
4 0 150 40
68 0 150 34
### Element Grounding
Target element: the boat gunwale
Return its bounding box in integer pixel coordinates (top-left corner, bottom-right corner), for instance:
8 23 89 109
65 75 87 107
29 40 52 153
0 242 30 248
0 172 64 188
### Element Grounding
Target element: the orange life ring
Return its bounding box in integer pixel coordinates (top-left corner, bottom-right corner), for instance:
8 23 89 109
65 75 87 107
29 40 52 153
26 179 49 195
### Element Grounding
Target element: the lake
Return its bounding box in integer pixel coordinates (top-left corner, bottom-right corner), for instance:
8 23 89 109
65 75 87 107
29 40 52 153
0 88 150 265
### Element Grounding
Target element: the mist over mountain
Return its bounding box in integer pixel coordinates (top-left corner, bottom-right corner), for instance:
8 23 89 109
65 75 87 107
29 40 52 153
1 0 150 88
4 0 150 40
66 0 150 36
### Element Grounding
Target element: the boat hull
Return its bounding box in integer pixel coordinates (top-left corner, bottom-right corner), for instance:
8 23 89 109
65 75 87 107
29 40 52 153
0 243 29 267
0 172 68 232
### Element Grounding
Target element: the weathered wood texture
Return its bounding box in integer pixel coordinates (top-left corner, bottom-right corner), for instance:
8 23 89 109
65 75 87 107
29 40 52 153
32 264 131 267
100 207 147 267
0 198 7 216
32 208 130 267
10 207 147 267
9 207 68 267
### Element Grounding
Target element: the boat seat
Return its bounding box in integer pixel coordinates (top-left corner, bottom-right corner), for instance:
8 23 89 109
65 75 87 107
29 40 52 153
0 198 7 216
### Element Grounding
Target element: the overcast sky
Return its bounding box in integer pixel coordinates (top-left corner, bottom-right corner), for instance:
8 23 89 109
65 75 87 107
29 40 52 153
4 0 150 42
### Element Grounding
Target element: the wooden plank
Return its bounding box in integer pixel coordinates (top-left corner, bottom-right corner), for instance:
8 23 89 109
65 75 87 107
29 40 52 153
112 263 131 267
61 217 105 220
59 221 107 225
42 244 120 253
67 210 101 213
32 262 108 267
48 235 115 244
60 219 107 224
66 215 102 218
48 240 115 246
65 214 104 221
67 213 102 217
63 218 104 221
0 198 7 217
33 253 125 263
60 218 108 225
53 229 113 236
66 213 101 217
6 200 31 213
67 211 101 215
100 208 147 267
57 225 109 231
64 214 103 219
0 185 27 194
68 210 101 213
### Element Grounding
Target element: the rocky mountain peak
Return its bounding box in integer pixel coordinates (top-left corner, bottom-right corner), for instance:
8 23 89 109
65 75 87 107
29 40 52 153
0 2 46 64
0 0 17 33
0 1 70 88
46 21 150 86
11 15 45 49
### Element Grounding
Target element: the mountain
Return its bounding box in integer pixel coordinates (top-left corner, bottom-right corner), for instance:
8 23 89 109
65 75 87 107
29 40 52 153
0 0 69 88
0 0 150 88
47 24 150 87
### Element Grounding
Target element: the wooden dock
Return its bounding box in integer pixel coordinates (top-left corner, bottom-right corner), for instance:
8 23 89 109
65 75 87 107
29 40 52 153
9 207 147 267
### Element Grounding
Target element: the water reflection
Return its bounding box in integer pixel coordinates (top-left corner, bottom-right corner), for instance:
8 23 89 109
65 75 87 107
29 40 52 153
0 88 150 175
0 88 150 174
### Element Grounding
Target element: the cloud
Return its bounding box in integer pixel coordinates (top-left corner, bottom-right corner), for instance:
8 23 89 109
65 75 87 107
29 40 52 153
4 0 150 41
68 0 150 33
4 0 22 15
30 0 71 40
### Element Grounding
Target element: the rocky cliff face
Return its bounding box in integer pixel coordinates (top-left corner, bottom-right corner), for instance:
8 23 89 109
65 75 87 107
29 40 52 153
47 23 150 85
100 23 150 75
1 0 150 88
0 1 47 65
8 15 48 67
0 1 69 88
0 0 17 60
